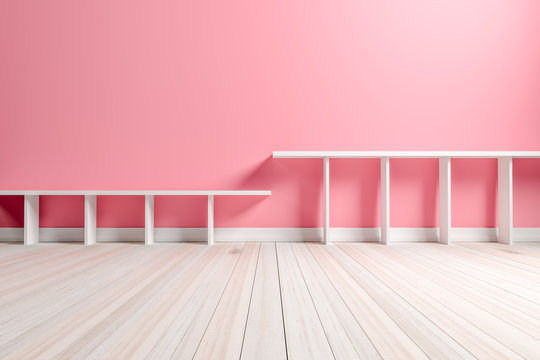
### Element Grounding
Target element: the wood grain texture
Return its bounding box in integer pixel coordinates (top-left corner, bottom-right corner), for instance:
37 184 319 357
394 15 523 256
193 242 259 360
276 242 334 359
307 244 429 360
310 243 472 360
340 243 530 359
0 242 539 359
292 243 381 360
241 243 286 360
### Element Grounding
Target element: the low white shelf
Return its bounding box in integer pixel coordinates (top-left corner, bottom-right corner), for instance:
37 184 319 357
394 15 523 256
0 190 271 246
273 151 540 245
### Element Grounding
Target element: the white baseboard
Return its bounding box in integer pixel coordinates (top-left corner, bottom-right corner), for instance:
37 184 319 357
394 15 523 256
0 228 23 242
451 227 498 242
155 228 207 242
390 227 439 242
0 227 538 243
95 228 144 242
40 228 84 242
513 228 540 242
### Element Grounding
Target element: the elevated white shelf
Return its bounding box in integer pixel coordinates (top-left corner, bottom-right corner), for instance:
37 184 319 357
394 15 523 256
0 190 271 196
273 151 540 158
0 190 271 246
273 150 540 245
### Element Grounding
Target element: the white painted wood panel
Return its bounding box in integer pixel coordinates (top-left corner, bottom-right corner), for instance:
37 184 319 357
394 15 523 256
323 157 330 244
439 157 451 244
207 195 214 246
498 157 513 245
84 195 97 246
23 195 39 246
144 195 154 245
381 157 390 244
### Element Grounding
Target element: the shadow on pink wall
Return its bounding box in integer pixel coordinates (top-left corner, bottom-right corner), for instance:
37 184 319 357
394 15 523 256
0 158 539 228
219 156 322 227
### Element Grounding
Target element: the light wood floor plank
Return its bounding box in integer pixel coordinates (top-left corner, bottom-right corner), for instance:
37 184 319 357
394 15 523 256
276 242 335 360
355 244 540 356
457 242 540 269
3 244 205 360
308 244 435 360
0 243 72 265
292 243 381 360
311 243 473 360
0 243 139 313
240 242 287 360
1 241 539 359
415 244 540 291
0 244 149 339
0 245 186 357
373 244 540 339
192 242 260 360
170 243 257 359
0 244 92 279
410 243 540 305
0 242 64 258
340 243 523 359
82 243 237 360
391 243 540 322
512 242 540 254
146 243 244 359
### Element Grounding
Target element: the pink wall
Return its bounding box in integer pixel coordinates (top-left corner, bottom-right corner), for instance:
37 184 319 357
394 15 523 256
1 0 539 228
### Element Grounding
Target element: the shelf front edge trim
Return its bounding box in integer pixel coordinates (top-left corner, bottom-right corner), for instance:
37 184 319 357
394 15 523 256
272 151 540 158
0 190 272 196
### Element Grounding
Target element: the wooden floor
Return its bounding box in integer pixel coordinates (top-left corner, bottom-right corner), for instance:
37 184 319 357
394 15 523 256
1 241 540 359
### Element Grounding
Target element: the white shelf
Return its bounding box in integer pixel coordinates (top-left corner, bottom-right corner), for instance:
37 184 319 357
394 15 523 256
273 151 540 158
0 190 271 196
273 150 540 245
0 190 270 246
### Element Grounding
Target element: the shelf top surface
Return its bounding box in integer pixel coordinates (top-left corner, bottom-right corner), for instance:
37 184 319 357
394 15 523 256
273 151 540 158
0 190 271 196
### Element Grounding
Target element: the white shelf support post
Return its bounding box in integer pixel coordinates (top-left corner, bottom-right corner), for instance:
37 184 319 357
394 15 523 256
323 157 330 245
381 157 390 245
498 157 513 245
24 195 39 245
439 157 451 245
84 195 97 245
208 195 214 245
145 195 154 245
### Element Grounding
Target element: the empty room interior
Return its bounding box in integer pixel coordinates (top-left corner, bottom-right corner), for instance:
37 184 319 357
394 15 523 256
1 0 540 359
